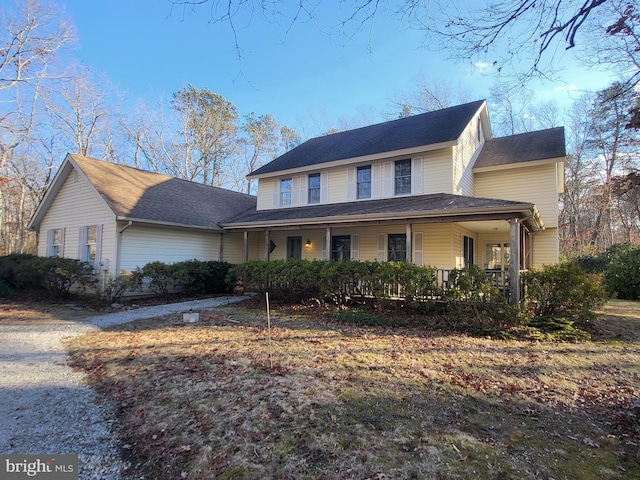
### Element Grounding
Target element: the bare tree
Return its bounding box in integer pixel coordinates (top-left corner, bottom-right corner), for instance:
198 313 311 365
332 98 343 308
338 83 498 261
234 113 279 194
0 0 74 92
44 69 114 159
171 85 238 186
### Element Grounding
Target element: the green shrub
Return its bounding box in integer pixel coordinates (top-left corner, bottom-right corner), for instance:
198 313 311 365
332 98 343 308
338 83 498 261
522 262 606 326
102 271 138 302
136 261 180 295
0 254 96 297
602 243 640 300
174 260 232 294
41 258 97 296
0 254 46 290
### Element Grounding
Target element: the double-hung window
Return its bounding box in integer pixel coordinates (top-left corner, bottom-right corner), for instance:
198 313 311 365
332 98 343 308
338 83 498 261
280 178 292 206
394 159 411 195
82 225 98 265
308 173 320 204
331 235 351 262
388 234 407 262
357 166 371 199
48 229 62 257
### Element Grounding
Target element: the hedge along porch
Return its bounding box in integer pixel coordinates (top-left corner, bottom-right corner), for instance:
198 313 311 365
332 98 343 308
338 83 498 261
222 193 546 304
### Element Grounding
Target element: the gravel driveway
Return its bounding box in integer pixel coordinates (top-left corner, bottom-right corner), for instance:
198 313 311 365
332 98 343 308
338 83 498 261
0 295 249 479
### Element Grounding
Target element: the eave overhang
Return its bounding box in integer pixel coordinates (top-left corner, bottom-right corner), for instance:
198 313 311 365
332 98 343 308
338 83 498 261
222 204 545 232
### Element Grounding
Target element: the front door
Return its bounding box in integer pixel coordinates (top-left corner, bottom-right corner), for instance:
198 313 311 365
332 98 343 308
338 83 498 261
287 236 302 260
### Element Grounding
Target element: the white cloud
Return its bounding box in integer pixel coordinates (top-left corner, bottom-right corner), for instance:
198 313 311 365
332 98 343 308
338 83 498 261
554 85 579 92
474 61 491 73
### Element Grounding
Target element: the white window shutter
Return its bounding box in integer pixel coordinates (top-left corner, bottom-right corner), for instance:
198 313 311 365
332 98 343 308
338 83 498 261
377 233 386 262
320 172 329 203
350 234 359 261
291 176 299 206
95 224 103 272
272 180 280 208
347 167 356 201
301 175 309 204
383 162 393 197
413 232 424 266
412 157 423 195
372 163 382 198
46 230 53 257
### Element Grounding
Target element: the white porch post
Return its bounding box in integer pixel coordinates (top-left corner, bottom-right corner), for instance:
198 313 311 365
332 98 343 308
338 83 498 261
243 231 249 262
324 227 332 261
264 230 271 261
406 223 412 263
509 218 521 304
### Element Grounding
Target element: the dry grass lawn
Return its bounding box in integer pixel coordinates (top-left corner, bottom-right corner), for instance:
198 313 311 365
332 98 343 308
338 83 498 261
65 300 640 479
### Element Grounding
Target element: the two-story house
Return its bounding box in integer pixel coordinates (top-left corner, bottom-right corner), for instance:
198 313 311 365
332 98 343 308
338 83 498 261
29 100 564 301
222 100 565 302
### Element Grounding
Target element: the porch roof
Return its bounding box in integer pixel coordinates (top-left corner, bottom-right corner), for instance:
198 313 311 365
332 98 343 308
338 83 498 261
222 193 544 231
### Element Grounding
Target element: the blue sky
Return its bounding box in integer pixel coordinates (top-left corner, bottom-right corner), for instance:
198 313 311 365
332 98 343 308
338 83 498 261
59 0 618 131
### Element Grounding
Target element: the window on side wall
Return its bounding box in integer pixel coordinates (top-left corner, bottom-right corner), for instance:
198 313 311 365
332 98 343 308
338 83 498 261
308 173 320 204
388 234 407 262
48 228 62 257
357 165 371 199
82 225 97 265
280 178 292 206
394 159 411 195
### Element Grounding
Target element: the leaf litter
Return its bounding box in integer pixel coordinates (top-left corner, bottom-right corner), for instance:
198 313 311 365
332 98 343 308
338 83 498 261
67 300 640 479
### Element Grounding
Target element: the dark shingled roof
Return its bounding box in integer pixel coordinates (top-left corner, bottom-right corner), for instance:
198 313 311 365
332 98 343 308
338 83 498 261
224 193 536 227
474 127 566 169
70 154 256 230
250 100 486 176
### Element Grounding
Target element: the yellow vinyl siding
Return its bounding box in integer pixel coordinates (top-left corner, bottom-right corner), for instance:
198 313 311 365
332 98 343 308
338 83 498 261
38 166 116 274
532 228 559 268
119 225 221 272
256 178 275 210
328 168 348 203
422 149 453 194
453 116 483 196
474 163 559 228
221 232 247 264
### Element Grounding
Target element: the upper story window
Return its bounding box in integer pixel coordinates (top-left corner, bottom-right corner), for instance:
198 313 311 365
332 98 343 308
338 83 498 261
394 159 411 195
308 173 320 204
280 178 292 206
357 166 371 199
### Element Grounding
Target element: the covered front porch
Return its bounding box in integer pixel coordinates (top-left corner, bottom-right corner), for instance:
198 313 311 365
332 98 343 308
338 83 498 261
222 193 550 304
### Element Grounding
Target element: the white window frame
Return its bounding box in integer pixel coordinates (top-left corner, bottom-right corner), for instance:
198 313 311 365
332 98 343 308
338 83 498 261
357 165 372 199
79 225 102 272
308 173 320 204
47 228 63 257
280 178 292 206
394 159 411 196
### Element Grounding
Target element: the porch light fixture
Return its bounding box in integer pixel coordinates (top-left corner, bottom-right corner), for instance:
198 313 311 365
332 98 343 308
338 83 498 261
305 239 312 247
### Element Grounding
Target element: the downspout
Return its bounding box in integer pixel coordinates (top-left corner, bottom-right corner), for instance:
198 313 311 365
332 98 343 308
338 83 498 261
115 221 133 276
